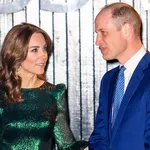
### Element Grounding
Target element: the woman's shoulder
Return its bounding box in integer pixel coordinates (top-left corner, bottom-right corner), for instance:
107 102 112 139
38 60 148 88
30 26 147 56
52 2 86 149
41 82 66 92
55 83 66 90
41 82 66 100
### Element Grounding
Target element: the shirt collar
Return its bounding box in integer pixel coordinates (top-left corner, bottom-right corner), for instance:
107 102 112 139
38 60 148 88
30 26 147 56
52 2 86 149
123 46 146 73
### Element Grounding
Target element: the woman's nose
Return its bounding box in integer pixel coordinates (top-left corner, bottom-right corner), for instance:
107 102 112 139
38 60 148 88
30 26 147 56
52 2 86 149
39 49 47 58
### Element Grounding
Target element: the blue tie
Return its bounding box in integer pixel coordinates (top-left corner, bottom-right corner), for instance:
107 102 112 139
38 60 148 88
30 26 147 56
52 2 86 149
112 66 126 127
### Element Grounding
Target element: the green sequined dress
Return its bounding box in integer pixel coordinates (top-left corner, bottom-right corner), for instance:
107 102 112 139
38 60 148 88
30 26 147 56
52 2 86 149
0 82 86 150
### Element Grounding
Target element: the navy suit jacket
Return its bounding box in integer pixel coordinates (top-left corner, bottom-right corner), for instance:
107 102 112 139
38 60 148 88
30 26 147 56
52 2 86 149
89 52 150 150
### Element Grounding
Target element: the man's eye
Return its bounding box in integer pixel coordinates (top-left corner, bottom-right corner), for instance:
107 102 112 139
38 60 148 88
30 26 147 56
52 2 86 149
101 31 105 35
101 31 107 36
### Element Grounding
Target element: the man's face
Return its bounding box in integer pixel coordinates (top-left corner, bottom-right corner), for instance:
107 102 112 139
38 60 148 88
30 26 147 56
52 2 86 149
95 10 127 61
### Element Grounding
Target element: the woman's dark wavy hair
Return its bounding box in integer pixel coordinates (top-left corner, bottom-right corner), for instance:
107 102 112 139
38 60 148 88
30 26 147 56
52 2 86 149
0 22 52 102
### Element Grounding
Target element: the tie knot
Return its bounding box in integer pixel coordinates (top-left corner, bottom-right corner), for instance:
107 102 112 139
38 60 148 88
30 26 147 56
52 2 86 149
119 66 126 74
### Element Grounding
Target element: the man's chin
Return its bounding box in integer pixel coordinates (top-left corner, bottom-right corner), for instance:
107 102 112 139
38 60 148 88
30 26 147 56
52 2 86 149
102 55 110 60
102 56 117 61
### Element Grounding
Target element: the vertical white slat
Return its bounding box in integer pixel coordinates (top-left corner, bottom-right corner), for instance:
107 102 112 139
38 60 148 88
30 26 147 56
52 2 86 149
148 11 150 51
107 0 120 5
26 0 39 26
13 10 26 25
94 0 106 17
134 0 143 23
53 12 67 85
0 0 13 45
121 0 133 6
136 0 148 49
93 0 108 116
80 0 94 140
67 11 81 140
0 13 8 45
40 10 54 84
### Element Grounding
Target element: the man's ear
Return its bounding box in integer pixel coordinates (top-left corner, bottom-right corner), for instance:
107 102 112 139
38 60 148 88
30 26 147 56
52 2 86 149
122 23 133 38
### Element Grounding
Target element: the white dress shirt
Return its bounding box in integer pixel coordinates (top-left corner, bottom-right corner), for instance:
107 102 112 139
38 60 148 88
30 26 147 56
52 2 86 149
123 46 146 93
111 46 147 125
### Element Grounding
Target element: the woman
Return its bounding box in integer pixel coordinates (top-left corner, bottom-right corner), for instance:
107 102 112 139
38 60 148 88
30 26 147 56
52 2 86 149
0 23 87 150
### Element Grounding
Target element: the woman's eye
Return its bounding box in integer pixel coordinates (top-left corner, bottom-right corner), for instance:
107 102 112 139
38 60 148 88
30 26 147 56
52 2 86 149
31 48 38 52
43 45 48 51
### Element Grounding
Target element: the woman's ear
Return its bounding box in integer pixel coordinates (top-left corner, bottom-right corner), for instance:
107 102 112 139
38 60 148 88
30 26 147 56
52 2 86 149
17 66 21 74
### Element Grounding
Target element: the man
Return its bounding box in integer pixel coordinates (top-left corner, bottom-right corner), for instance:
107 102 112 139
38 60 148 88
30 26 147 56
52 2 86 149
88 2 150 150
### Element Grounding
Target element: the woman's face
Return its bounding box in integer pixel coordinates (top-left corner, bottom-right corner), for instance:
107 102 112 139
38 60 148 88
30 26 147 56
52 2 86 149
19 33 48 77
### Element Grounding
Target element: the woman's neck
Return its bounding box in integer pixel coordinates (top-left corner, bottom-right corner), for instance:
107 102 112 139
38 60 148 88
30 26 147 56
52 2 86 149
21 75 44 88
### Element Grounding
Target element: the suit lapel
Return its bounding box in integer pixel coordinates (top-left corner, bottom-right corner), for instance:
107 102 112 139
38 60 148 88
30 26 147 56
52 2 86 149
111 52 150 142
108 66 120 140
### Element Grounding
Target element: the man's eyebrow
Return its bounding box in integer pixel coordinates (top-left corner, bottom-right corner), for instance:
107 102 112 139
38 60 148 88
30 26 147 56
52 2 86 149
95 28 105 33
99 28 105 31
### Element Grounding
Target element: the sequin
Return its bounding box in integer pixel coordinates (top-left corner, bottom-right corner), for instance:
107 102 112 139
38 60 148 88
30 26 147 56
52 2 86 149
0 82 76 150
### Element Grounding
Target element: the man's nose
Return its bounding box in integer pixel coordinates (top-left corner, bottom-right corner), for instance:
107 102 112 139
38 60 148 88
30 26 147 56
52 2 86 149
95 34 103 46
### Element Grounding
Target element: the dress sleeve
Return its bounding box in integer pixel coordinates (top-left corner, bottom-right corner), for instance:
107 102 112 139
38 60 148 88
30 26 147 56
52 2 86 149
53 84 75 149
53 84 88 150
